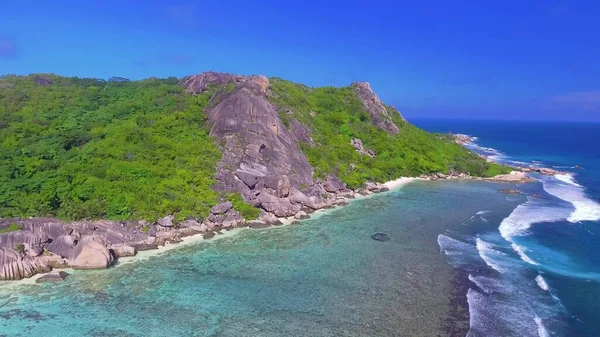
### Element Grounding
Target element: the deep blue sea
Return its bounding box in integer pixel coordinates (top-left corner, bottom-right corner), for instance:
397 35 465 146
415 119 600 336
0 120 598 336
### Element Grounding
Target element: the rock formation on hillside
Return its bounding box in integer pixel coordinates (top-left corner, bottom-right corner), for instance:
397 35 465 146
0 71 472 281
351 82 401 134
181 72 355 218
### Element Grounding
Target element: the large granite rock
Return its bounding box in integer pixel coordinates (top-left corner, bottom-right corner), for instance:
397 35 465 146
0 248 60 280
351 82 400 134
184 73 315 214
211 202 233 215
68 236 114 269
45 235 77 258
180 71 244 93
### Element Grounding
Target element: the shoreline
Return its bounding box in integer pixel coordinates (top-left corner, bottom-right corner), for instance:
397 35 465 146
1 177 420 287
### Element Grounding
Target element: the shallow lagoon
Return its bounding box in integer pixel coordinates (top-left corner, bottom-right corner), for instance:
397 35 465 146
0 180 518 337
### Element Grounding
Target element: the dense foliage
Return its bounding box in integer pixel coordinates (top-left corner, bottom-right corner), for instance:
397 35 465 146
0 74 224 221
0 74 509 222
269 78 509 188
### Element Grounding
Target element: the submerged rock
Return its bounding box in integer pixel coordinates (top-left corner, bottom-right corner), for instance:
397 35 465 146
499 189 522 194
371 233 390 242
36 271 69 283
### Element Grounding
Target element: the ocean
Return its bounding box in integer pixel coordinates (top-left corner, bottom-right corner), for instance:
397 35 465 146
0 120 598 336
415 119 600 336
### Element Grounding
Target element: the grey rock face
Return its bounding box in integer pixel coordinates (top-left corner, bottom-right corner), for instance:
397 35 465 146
259 212 283 226
36 271 69 283
186 72 318 218
45 234 77 258
323 175 346 193
181 71 244 93
0 231 48 250
34 76 54 86
110 245 136 257
157 215 174 227
351 82 400 134
246 220 270 229
211 202 233 215
0 247 57 280
68 236 114 269
294 211 310 220
289 118 315 145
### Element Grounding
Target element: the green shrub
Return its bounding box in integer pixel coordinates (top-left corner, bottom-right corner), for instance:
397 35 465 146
268 78 495 187
227 193 260 220
0 223 21 233
0 75 221 222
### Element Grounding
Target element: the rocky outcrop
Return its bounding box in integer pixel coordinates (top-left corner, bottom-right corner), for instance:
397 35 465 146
351 82 400 134
486 171 535 183
294 211 310 220
68 236 114 269
36 271 69 283
0 247 60 280
180 71 245 94
183 72 338 219
350 138 375 158
34 76 54 86
289 118 315 145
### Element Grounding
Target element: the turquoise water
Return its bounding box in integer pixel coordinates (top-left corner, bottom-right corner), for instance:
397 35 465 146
416 119 600 336
0 181 519 337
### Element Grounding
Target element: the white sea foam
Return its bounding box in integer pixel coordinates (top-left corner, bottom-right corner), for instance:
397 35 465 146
554 173 581 187
476 210 491 215
499 199 568 240
541 175 600 223
468 274 511 294
476 238 507 272
466 288 541 337
535 275 549 291
437 234 475 255
511 243 539 265
535 316 549 337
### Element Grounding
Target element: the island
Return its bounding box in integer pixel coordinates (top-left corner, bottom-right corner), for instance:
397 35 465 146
0 72 524 280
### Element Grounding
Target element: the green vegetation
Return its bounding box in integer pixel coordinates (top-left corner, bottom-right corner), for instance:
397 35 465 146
0 223 21 233
483 162 513 177
15 243 25 254
0 73 509 223
0 74 222 222
227 193 261 220
269 78 506 188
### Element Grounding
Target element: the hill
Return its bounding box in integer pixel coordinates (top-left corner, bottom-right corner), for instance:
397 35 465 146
0 72 507 223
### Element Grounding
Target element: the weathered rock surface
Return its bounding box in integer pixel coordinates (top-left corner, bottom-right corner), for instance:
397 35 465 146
371 233 390 242
350 138 375 158
351 82 400 134
247 220 270 229
294 211 310 220
211 202 233 215
45 235 77 258
68 236 114 269
36 271 69 283
110 244 136 257
180 71 244 93
487 171 535 183
0 247 60 280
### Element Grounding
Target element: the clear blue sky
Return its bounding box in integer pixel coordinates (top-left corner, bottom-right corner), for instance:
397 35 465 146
1 1 599 121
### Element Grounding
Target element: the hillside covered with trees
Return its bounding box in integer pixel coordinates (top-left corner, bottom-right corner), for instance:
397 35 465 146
0 74 508 222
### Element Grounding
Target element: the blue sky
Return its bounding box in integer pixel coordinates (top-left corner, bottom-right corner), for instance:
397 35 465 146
1 1 599 121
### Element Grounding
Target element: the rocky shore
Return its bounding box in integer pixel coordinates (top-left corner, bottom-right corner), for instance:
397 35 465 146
0 180 393 281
